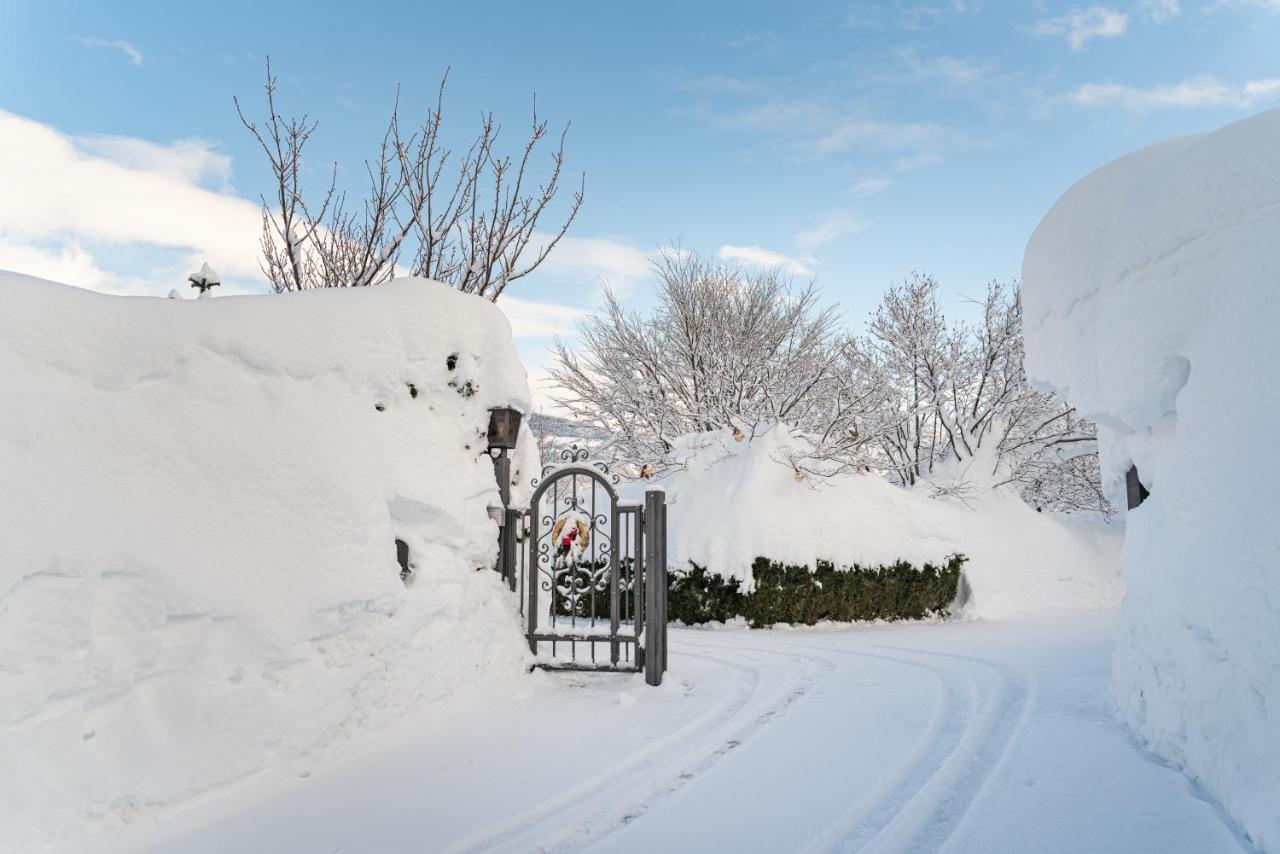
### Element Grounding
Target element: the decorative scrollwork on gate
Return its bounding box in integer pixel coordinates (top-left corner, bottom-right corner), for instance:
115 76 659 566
527 445 621 631
531 444 620 491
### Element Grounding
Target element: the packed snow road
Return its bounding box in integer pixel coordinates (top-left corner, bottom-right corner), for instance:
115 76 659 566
105 613 1249 854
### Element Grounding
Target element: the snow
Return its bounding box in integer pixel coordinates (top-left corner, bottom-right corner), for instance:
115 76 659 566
0 272 540 851
92 615 1249 853
634 427 1124 619
1022 108 1280 851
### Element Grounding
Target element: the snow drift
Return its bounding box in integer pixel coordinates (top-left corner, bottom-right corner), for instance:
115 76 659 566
1023 108 1280 850
641 428 1123 619
0 273 536 850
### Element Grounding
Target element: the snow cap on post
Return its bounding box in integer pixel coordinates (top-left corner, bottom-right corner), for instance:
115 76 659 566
188 262 221 297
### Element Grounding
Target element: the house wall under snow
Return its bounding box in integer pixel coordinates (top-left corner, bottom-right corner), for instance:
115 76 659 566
1022 109 1280 850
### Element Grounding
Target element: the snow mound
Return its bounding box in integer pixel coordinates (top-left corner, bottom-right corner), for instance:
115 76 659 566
638 428 1123 619
0 273 536 851
1023 108 1280 851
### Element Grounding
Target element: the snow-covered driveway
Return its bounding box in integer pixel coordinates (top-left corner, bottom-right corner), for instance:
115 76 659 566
110 613 1249 854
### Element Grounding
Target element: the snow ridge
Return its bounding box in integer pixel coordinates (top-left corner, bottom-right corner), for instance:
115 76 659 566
0 273 538 851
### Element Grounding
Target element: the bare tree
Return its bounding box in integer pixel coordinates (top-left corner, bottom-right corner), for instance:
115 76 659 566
235 59 583 299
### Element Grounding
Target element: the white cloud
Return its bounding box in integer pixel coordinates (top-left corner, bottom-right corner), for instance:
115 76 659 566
1069 76 1280 110
893 152 945 172
717 244 814 276
0 109 262 284
678 75 769 97
726 31 780 53
529 233 653 297
0 109 648 339
74 135 233 191
71 35 143 66
846 1 980 31
1140 0 1181 21
814 118 947 154
701 100 830 135
498 295 590 339
1033 7 1128 50
522 363 576 416
794 211 866 251
899 51 992 86
694 97 954 160
852 177 894 195
1212 0 1280 9
0 239 111 289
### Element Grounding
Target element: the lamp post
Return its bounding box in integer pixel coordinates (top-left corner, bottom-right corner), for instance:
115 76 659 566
487 407 523 590
486 406 522 507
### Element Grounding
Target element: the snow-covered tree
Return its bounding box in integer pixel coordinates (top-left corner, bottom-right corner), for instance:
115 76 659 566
551 256 1108 513
236 60 582 300
861 274 1109 513
549 251 881 477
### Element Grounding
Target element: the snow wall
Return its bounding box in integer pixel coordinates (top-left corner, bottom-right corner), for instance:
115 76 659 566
0 273 537 851
1022 109 1280 850
639 428 1123 619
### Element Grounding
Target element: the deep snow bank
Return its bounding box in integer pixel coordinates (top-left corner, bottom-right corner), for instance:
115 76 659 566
0 273 536 850
640 429 1122 619
1023 109 1280 850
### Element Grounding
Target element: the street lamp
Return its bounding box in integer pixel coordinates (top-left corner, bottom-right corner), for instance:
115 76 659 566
487 406 522 454
487 406 523 589
486 406 522 508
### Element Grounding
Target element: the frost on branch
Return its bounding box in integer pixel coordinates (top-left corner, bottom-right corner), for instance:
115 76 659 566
553 258 1108 514
862 273 1108 513
549 250 883 478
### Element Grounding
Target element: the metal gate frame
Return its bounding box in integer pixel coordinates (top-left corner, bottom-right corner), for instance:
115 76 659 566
498 451 667 686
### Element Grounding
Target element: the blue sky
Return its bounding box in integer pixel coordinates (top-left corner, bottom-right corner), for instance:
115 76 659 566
1 0 1278 404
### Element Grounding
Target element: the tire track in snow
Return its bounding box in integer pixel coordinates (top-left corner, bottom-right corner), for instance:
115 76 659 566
554 642 839 854
777 638 1032 854
448 640 834 854
852 645 1034 854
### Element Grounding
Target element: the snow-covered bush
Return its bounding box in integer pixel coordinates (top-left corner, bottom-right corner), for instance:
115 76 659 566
0 273 537 850
1023 108 1280 851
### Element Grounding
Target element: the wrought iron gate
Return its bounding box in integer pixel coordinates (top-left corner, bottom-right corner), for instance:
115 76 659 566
497 449 668 686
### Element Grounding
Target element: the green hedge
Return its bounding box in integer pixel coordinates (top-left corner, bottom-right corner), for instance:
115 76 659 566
667 554 966 628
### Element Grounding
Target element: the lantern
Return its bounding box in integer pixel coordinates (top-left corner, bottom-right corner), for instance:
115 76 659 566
486 406 523 451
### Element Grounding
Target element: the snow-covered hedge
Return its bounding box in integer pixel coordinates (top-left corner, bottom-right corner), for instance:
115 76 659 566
0 274 536 850
1023 109 1280 851
636 428 1123 620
